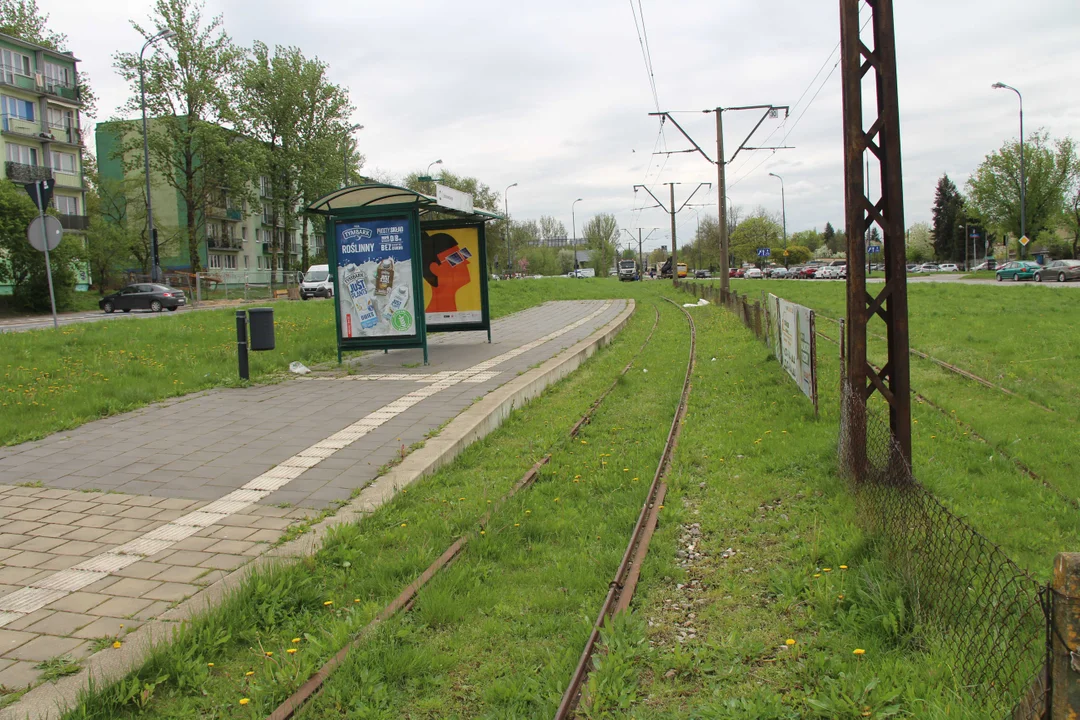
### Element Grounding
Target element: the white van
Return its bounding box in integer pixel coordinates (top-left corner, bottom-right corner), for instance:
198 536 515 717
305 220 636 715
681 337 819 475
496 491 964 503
300 264 334 299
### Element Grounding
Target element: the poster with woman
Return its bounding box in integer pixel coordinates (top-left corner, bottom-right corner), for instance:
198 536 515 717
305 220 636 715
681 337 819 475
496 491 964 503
421 225 483 326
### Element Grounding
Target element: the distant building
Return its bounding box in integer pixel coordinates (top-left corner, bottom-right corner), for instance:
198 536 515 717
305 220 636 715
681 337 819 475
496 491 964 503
1 31 89 292
534 235 570 248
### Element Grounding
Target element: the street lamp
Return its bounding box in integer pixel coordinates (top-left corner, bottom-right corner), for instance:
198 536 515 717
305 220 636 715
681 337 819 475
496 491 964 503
426 159 443 177
571 198 583 271
139 27 176 282
504 182 518 276
341 123 364 188
992 82 1026 257
768 173 787 268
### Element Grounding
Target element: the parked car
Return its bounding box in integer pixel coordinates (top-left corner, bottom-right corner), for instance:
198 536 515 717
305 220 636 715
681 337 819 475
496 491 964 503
797 266 819 279
972 260 997 271
729 268 745 278
694 269 711 279
907 264 921 273
995 261 1041 282
816 265 842 279
938 263 960 273
917 263 940 273
744 267 764 279
100 284 186 313
770 267 790 279
300 264 333 299
1035 259 1080 283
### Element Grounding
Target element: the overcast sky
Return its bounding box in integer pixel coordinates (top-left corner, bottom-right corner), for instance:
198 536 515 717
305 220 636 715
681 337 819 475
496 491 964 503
56 0 1080 253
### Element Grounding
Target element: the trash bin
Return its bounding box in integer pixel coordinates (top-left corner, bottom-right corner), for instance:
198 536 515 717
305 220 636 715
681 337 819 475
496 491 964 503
248 307 275 351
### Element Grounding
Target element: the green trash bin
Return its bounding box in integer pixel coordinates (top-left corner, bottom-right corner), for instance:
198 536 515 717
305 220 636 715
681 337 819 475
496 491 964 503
248 307 275 351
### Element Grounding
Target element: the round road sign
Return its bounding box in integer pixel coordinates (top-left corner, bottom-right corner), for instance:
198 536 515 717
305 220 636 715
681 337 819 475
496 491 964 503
27 215 63 252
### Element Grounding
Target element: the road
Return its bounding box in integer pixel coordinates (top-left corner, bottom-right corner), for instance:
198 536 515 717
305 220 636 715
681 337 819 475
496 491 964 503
0 303 215 334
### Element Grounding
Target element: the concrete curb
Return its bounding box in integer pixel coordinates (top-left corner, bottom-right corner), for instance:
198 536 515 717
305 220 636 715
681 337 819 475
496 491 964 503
2 299 634 720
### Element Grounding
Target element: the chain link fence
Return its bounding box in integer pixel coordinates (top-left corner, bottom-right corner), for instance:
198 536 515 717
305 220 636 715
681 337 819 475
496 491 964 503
122 270 304 306
679 280 1052 718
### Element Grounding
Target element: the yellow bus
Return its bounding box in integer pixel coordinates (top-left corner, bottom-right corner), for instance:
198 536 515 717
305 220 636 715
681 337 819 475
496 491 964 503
677 262 688 278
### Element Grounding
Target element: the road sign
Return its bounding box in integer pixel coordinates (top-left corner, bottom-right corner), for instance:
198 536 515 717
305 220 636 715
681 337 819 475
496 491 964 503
1019 235 1030 246
757 247 771 257
27 215 63 252
24 179 55 213
868 245 881 254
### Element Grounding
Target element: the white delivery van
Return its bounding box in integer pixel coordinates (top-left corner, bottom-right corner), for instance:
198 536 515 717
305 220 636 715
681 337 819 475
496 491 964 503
300 264 334 300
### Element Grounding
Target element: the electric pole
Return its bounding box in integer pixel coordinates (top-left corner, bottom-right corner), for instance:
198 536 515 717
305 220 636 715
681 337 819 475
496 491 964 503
634 182 711 287
649 106 791 291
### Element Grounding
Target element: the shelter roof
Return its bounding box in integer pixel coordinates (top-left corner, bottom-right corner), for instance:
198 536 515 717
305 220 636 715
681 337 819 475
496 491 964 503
307 183 501 221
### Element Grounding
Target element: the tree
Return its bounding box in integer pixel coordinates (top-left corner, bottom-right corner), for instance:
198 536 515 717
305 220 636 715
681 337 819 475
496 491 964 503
966 131 1079 257
906 222 934 263
784 245 812 264
583 214 619 275
1065 185 1080 259
822 222 837 252
648 246 669 266
790 228 822 252
730 211 782 264
0 180 81 311
112 0 252 275
931 174 966 262
539 215 567 240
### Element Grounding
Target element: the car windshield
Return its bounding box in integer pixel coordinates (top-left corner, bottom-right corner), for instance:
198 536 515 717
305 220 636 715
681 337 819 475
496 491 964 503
305 271 329 282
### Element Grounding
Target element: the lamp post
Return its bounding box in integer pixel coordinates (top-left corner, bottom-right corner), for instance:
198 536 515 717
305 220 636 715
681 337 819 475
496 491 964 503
768 173 787 267
992 82 1026 258
504 182 517 276
139 28 176 282
341 123 364 188
426 159 443 178
571 198 583 272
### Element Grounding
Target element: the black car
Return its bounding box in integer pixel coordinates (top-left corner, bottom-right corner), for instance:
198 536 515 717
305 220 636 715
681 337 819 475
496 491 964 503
99 284 187 313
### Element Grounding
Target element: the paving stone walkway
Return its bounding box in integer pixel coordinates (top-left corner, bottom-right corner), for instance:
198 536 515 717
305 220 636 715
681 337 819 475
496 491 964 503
0 300 626 691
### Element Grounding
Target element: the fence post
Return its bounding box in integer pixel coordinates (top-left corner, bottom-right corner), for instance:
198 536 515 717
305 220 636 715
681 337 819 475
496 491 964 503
753 301 762 340
1052 553 1080 718
196 272 202 306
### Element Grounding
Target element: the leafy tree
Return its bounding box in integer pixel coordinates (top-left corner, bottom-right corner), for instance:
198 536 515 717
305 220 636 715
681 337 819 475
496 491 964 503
403 169 499 212
782 245 811 264
0 180 80 311
730 211 782 264
557 249 575 274
822 222 837 252
931 174 967 262
648 246 669 267
539 215 567 240
621 247 636 261
583 213 619 274
966 131 1079 257
1065 185 1080 259
906 222 933 263
790 228 822 252
112 0 252 275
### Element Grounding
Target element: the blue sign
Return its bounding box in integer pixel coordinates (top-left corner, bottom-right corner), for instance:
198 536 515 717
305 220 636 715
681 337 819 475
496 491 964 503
757 247 771 257
334 216 417 340
868 245 881 253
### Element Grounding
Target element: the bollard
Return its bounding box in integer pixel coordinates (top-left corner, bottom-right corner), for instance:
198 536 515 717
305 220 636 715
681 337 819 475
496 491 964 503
1052 553 1080 718
236 310 249 381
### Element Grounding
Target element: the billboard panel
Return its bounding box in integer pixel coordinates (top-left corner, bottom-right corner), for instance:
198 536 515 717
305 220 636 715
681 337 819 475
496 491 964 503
334 216 418 340
421 225 483 326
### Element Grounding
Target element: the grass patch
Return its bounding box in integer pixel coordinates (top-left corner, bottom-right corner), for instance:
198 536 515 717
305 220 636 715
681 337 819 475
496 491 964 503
36 655 82 683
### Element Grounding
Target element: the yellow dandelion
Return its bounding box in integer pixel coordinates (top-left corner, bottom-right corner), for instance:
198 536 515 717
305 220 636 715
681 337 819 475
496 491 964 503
287 648 297 655
265 651 273 657
292 638 301 643
658 505 664 510
208 662 214 667
354 599 360 603
240 698 250 705
838 594 845 600
525 510 531 515
400 523 407 527
785 638 796 646
813 573 821 578
554 497 560 502
514 523 520 527
840 565 848 570
480 530 486 535
853 648 866 656
245 671 255 677
823 568 832 573
580 440 588 444
324 600 334 606
112 640 122 649
623 468 629 472
459 497 465 501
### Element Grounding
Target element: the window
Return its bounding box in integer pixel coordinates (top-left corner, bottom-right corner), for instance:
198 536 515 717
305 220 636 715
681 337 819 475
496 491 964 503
53 195 78 215
1 94 34 121
208 254 235 269
50 151 76 173
255 228 264 244
5 143 37 165
1 49 31 82
224 255 237 269
259 176 270 197
47 107 72 129
243 255 249 268
209 254 221 269
241 226 248 241
43 62 71 87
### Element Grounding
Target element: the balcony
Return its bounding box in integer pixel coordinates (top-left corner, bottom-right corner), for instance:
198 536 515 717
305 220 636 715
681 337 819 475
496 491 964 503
5 161 52 184
208 205 243 221
46 123 82 146
0 69 36 92
2 114 40 137
40 79 79 104
53 171 82 189
207 235 242 251
58 214 89 231
261 214 285 227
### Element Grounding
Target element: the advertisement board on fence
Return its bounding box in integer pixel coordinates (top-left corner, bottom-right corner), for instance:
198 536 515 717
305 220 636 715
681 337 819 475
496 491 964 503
335 216 419 341
770 294 818 413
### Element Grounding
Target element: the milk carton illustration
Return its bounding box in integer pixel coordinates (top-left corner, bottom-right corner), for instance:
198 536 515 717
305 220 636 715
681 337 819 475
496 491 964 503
342 264 371 316
388 284 410 313
358 299 379 330
375 258 394 296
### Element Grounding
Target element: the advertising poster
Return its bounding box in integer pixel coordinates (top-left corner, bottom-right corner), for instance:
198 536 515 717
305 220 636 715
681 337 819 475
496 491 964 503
797 307 814 397
335 216 417 340
421 225 483 326
778 298 800 385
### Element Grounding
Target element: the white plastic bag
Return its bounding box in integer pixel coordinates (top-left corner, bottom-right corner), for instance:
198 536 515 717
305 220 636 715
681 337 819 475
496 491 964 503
289 361 311 375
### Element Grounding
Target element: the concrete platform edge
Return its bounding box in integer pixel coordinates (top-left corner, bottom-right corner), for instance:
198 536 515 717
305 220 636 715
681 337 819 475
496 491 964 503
2 299 634 720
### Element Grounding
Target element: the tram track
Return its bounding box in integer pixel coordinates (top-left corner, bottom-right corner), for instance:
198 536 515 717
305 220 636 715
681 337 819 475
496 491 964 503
266 304 662 720
554 297 696 719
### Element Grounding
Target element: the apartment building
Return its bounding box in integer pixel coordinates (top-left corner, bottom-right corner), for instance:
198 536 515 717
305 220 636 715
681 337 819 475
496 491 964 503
0 32 86 230
96 121 325 276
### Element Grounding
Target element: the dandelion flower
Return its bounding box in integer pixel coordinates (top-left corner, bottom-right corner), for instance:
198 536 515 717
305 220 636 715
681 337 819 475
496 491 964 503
480 530 486 535
785 638 796 646
525 510 531 515
838 594 845 600
354 599 360 603
265 651 273 657
400 523 407 527
658 505 664 510
514 523 520 527
823 568 832 573
459 497 465 501
813 573 821 578
245 671 255 677
853 648 866 656
324 600 334 606
287 648 297 655
112 640 122 649
208 662 214 668
839 565 848 570
240 698 250 705
292 638 301 643
554 497 560 502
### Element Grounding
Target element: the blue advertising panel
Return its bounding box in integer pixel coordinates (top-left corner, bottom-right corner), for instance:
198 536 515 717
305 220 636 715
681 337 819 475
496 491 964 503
334 216 419 341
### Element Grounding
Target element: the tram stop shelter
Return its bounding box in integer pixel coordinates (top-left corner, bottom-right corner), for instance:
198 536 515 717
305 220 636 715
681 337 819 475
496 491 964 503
306 183 501 364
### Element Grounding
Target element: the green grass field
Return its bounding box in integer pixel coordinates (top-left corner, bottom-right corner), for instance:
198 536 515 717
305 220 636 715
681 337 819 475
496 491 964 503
60 288 996 719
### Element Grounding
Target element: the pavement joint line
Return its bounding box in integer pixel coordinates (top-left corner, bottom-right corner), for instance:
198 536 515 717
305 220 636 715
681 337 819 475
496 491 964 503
0 300 615 630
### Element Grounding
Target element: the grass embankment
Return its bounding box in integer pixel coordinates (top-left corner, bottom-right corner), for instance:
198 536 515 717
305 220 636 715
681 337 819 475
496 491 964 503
708 279 1080 578
60 294 660 719
0 292 103 319
0 278 635 446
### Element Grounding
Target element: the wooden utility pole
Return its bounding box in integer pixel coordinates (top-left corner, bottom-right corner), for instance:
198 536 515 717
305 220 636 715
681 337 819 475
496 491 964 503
633 183 711 286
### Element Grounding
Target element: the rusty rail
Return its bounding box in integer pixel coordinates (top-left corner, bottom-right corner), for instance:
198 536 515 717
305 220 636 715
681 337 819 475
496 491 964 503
554 297 696 719
265 305 661 720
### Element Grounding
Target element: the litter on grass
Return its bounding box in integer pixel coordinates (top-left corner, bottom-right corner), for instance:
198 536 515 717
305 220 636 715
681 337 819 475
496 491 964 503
682 299 710 307
289 361 311 375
